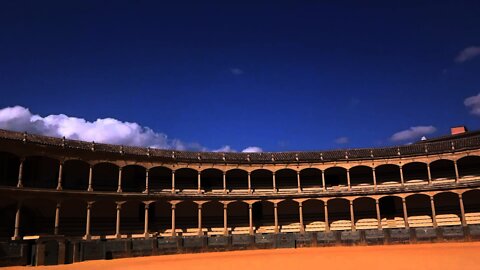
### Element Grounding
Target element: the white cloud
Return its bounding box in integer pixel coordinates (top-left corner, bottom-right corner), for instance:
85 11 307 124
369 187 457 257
241 146 263 153
390 126 437 142
0 106 263 152
455 46 480 63
212 145 236 152
334 136 349 144
464 93 480 116
230 68 244 75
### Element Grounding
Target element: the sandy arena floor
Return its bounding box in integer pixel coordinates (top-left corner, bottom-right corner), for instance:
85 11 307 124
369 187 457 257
6 242 480 270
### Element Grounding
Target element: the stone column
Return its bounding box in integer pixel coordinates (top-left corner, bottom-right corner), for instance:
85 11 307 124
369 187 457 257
87 165 93 191
324 201 330 232
272 172 277 193
56 161 63 191
84 201 94 240
274 202 279 233
12 202 22 240
54 202 61 235
171 170 175 193
375 199 382 229
372 168 377 190
349 200 355 231
115 202 124 239
144 169 149 193
143 202 152 238
454 160 460 183
430 196 437 228
347 169 351 191
117 167 123 193
171 203 176 236
223 172 227 193
247 172 252 193
402 197 409 229
427 163 432 185
459 194 467 227
197 203 203 235
197 171 201 194
297 171 302 193
321 170 326 191
16 158 24 188
298 201 305 233
223 203 228 235
249 203 254 235
399 165 405 187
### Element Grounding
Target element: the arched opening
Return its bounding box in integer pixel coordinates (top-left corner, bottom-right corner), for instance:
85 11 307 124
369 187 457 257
201 169 223 193
120 200 144 236
122 165 146 192
175 168 198 193
63 160 89 190
300 168 322 191
462 189 480 225
328 198 351 231
149 166 172 192
278 199 300 233
434 192 461 227
403 162 428 183
350 166 373 187
375 164 401 185
253 201 274 233
23 156 59 188
176 201 198 235
21 198 57 236
276 169 298 192
430 159 456 182
92 162 118 192
303 199 326 232
226 169 248 193
152 200 170 235
0 197 17 237
324 167 347 189
0 151 20 187
202 201 224 234
60 199 86 236
379 196 405 228
353 197 377 230
457 156 480 179
228 201 249 234
251 169 273 192
405 194 433 228
90 200 116 237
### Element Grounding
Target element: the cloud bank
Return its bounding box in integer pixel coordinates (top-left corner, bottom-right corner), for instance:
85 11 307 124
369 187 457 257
390 126 437 142
0 106 262 152
464 93 480 116
455 46 480 63
334 136 349 144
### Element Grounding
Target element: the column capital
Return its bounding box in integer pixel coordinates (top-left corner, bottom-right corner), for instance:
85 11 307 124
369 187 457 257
169 200 182 206
116 201 126 207
194 200 208 206
142 200 156 205
245 200 259 205
458 193 463 199
220 200 233 206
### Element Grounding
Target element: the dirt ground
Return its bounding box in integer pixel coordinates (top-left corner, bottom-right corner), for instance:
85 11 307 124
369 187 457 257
6 242 480 270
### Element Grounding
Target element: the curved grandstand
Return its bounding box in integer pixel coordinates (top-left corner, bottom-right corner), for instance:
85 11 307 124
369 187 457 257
1 127 480 266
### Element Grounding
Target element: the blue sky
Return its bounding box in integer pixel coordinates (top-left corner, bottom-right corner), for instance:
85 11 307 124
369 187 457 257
0 1 479 152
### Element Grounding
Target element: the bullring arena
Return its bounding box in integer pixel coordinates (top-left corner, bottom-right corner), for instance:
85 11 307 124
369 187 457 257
1 126 480 267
